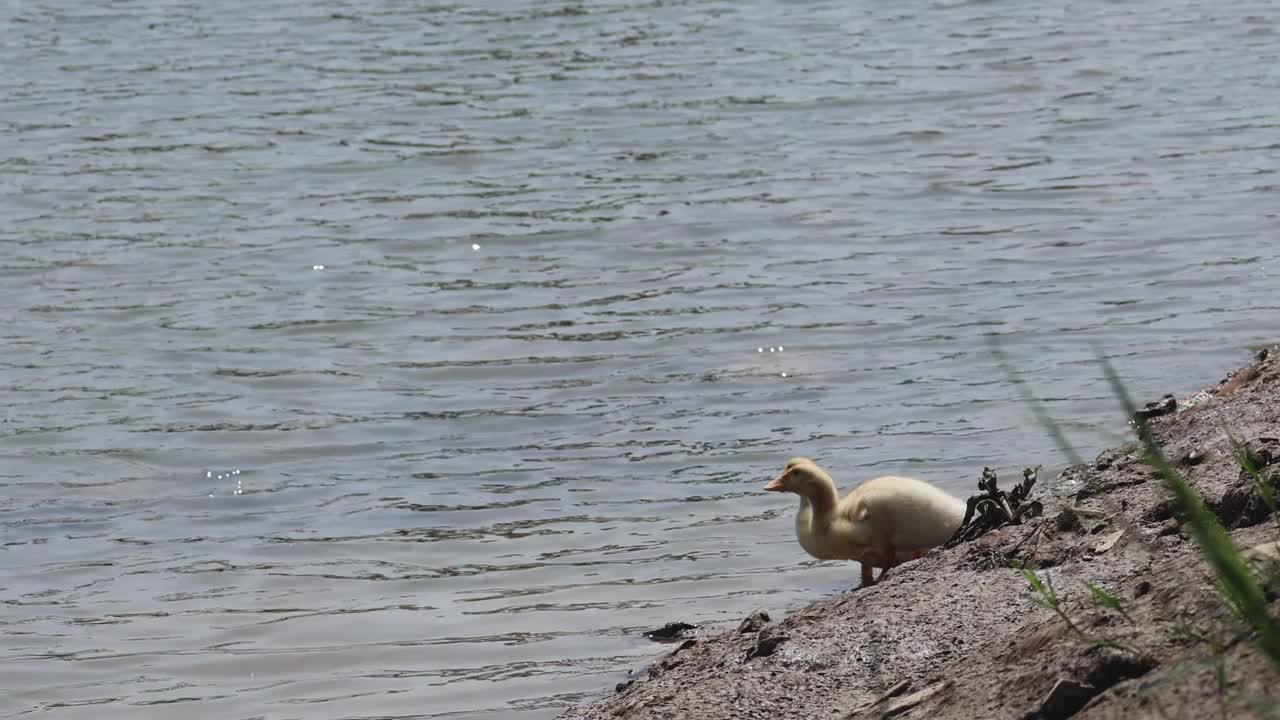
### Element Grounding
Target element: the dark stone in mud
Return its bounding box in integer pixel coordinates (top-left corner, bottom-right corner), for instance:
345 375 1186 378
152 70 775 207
1033 678 1096 720
1079 647 1156 690
1239 436 1280 470
1213 483 1268 529
1028 648 1157 719
642 622 697 642
743 627 787 661
1213 467 1280 530
1143 498 1177 522
1054 508 1081 533
737 610 770 634
1205 436 1280 528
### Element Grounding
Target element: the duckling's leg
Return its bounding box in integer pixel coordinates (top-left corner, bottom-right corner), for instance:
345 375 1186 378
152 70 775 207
860 562 876 587
874 545 897 583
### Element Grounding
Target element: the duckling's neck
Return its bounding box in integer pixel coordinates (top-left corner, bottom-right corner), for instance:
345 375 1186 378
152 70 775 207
798 480 838 518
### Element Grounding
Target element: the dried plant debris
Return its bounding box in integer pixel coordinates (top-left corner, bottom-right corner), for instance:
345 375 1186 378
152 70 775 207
1131 393 1176 424
946 466 1043 548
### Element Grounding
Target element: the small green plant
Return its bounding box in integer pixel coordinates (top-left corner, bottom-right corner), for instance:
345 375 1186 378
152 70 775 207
1021 566 1076 633
1086 581 1134 624
1020 566 1136 652
1021 565 1059 608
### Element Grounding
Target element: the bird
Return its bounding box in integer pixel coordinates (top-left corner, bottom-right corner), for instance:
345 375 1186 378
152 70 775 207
764 457 966 586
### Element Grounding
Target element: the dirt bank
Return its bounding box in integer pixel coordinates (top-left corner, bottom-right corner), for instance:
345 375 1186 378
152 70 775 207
561 348 1280 720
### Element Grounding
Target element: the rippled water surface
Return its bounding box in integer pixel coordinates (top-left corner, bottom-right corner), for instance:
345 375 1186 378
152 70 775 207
3 0 1279 717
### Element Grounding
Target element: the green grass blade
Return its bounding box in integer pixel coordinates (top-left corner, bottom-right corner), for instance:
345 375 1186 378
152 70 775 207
1086 581 1133 623
1019 567 1057 609
987 334 1085 467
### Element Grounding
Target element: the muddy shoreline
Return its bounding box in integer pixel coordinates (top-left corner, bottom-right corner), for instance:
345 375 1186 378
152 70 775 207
561 349 1280 720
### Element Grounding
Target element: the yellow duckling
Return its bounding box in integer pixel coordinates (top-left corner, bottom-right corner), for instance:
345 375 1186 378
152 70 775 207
764 457 965 586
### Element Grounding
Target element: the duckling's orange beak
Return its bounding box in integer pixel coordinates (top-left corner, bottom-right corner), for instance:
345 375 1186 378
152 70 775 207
763 473 786 492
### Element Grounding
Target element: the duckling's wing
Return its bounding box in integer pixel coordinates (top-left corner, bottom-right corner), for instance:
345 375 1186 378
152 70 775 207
842 477 940 549
868 476 965 549
834 485 870 521
832 488 880 547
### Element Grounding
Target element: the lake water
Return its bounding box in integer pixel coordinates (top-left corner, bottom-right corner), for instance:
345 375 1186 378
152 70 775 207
2 0 1278 717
